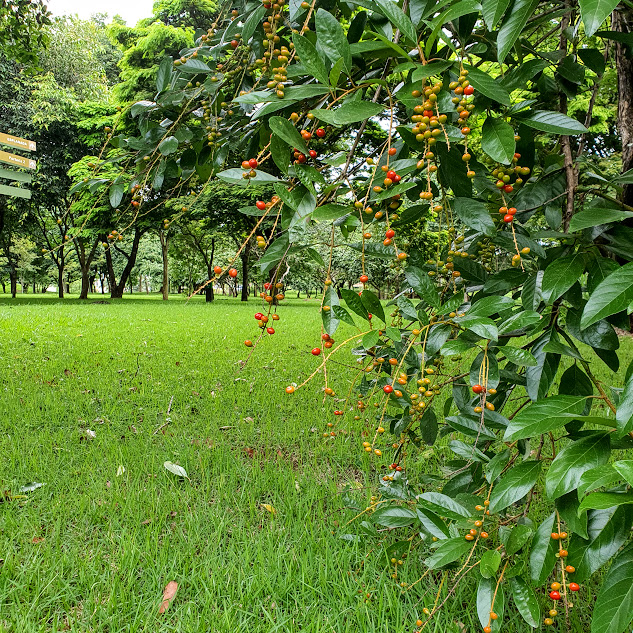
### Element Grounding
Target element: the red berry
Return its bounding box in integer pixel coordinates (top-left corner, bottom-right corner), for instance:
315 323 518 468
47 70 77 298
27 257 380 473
388 148 397 156
464 85 474 95
213 265 222 275
385 229 395 239
229 268 238 277
244 340 253 347
383 385 394 394
321 333 330 341
254 312 263 320
311 347 321 356
248 158 258 168
241 160 250 169
503 184 514 193
256 201 266 210
230 40 238 49
309 150 317 158
503 214 514 223
393 174 401 183
264 282 272 290
360 274 369 283
266 327 275 334
367 313 372 319
316 128 325 138
296 153 306 163
569 583 580 592
508 207 517 215
387 170 397 180
472 384 484 394
423 110 434 117
334 410 343 415
549 591 561 601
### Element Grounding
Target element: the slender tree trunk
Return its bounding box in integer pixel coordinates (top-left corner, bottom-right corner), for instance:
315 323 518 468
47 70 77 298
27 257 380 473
240 245 250 302
160 231 169 300
10 270 17 297
614 8 633 208
107 228 143 299
57 265 64 299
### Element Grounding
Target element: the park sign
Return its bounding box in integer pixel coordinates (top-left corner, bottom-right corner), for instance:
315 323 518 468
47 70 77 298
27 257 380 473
0 131 37 199
0 132 36 152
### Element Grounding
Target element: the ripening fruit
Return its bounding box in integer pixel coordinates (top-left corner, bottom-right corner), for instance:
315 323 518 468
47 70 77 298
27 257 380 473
266 327 275 334
256 200 266 210
229 268 238 277
550 582 561 591
386 229 395 239
544 619 554 626
248 158 258 168
549 591 561 601
569 582 580 592
316 128 325 138
230 40 238 48
503 214 514 223
383 385 394 394
388 148 397 156
213 265 222 275
360 274 369 283
245 340 253 347
472 384 484 394
286 386 295 394
565 565 575 573
311 348 321 356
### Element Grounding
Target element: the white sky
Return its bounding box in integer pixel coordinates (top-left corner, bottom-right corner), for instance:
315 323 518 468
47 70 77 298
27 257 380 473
47 0 155 26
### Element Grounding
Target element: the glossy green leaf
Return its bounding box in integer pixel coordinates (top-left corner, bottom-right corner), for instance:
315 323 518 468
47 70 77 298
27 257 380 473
158 136 179 156
373 0 418 44
477 578 504 630
322 285 340 336
569 207 633 232
504 396 586 441
579 491 633 513
529 513 558 584
497 311 542 334
463 65 511 106
497 0 539 62
340 288 369 320
506 524 534 556
332 305 356 327
405 266 440 308
292 34 329 86
310 101 384 125
517 110 589 134
457 316 498 341
580 0 621 37
417 492 472 520
269 116 309 155
424 537 472 569
362 329 379 350
510 577 540 628
545 433 610 500
498 346 538 366
481 116 516 165
541 254 585 304
481 0 512 28
312 203 351 221
452 197 496 237
578 465 620 497
592 542 633 633
614 460 633 487
582 261 633 329
416 508 450 539
371 506 417 527
480 550 502 578
488 461 541 514
242 5 266 40
156 56 173 93
109 182 124 208
315 9 351 74
361 289 385 323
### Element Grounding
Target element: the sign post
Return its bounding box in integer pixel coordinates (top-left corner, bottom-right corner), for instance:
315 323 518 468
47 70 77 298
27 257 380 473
0 132 37 199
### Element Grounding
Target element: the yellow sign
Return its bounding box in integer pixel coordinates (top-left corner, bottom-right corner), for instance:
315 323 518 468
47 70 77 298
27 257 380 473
0 132 36 152
0 150 36 170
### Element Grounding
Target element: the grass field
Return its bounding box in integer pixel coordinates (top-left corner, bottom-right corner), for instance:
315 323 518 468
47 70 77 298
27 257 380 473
0 294 630 632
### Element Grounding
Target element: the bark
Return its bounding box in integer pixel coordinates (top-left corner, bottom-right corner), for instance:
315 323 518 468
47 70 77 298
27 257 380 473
76 238 100 299
614 8 633 207
103 228 144 299
240 245 250 302
57 265 64 299
160 231 169 300
10 271 17 298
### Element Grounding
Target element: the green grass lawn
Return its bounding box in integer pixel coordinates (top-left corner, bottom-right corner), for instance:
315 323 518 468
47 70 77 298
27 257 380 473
0 294 630 632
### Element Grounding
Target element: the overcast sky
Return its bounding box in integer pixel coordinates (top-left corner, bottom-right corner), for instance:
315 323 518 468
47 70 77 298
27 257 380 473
47 0 155 26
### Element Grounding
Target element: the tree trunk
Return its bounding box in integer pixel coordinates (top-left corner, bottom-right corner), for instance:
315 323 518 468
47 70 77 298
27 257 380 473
106 228 143 299
10 272 16 297
614 8 633 207
57 265 64 299
240 246 250 302
160 231 169 300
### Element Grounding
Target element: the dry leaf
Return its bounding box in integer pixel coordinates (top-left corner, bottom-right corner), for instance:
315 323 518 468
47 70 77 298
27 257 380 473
158 581 178 614
32 536 45 544
142 519 151 525
261 504 276 515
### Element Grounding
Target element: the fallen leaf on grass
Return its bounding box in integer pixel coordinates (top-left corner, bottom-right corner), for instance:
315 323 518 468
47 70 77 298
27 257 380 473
261 504 276 515
19 482 45 493
141 519 151 525
116 465 125 476
158 581 178 614
164 461 188 479
32 536 45 544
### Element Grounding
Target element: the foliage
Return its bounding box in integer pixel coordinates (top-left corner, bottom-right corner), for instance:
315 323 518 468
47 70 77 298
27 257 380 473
0 0 51 65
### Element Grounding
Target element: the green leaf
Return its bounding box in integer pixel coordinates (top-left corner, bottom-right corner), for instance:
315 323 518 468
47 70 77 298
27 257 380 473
482 0 512 28
510 577 540 628
581 262 633 329
164 461 188 478
541 254 585 304
259 233 289 274
580 0 621 37
424 537 472 569
416 508 450 539
463 65 512 106
504 396 586 441
488 461 541 514
498 346 538 366
579 491 633 513
156 56 173 93
480 550 502 578
404 266 440 308
332 305 356 327
545 433 610 500
569 207 633 232
362 329 379 350
506 524 534 556
269 116 309 155
481 116 516 165
497 310 542 334
312 203 351 221
361 289 385 323
485 450 511 483
109 182 124 208
417 492 472 520
158 136 179 156
453 198 496 237
578 465 621 497
477 578 505 630
529 513 558 584
178 58 212 73
270 134 290 175
591 543 633 633
396 295 418 321
572 506 633 583
309 101 384 125
517 110 589 135
371 506 417 528
216 168 280 185
497 0 539 62
468 295 515 317
340 288 370 321
614 461 633 487
457 316 498 341
315 9 351 74
292 34 329 86
242 5 266 40
373 0 418 44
